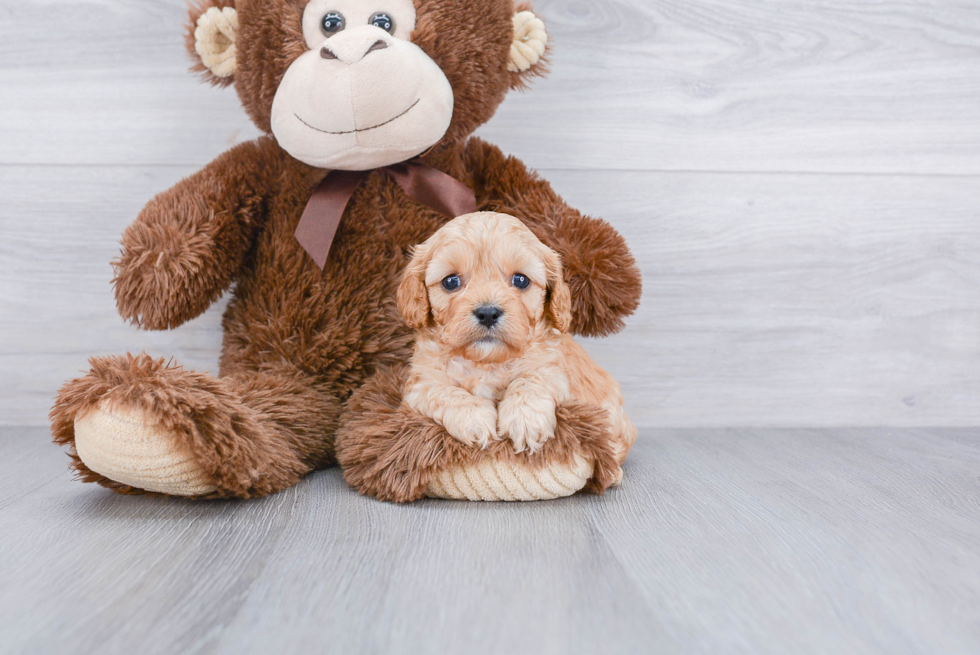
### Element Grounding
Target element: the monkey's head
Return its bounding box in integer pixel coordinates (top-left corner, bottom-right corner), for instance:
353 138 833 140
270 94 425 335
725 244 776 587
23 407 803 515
188 0 548 170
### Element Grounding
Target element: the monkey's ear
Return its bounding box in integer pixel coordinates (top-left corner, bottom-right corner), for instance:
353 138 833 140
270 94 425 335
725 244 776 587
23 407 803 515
508 7 549 89
397 244 434 330
186 1 239 86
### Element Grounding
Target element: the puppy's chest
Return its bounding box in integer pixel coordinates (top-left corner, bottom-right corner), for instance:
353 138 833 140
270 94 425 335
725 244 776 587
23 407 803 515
445 358 515 402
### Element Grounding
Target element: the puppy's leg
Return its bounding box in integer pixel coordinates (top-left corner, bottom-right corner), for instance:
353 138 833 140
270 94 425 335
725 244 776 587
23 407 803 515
562 337 637 483
498 368 570 454
405 370 497 449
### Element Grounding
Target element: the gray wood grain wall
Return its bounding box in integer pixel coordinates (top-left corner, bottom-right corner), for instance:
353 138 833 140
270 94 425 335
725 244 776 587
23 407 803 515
1 0 979 427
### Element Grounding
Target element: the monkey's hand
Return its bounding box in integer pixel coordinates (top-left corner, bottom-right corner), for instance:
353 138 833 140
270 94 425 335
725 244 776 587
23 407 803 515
465 138 642 337
113 140 276 330
537 211 642 338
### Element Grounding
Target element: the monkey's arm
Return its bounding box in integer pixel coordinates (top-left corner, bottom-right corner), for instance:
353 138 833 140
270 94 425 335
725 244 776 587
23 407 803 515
464 138 642 337
113 137 282 330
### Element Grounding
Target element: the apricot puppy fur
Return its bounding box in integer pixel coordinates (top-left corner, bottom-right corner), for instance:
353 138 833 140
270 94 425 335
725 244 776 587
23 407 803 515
398 212 636 462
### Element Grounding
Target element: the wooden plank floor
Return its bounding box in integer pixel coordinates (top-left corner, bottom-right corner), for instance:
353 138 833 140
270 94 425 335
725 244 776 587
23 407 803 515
2 426 979 654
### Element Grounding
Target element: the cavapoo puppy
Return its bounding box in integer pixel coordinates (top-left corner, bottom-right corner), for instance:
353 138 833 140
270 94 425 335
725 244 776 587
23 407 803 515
398 212 636 461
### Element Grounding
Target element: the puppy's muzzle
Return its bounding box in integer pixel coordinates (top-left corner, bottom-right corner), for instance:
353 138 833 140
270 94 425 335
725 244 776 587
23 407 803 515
473 304 503 329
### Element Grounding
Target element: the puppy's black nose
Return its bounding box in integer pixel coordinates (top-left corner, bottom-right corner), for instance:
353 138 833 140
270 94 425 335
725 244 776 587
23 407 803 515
473 305 503 328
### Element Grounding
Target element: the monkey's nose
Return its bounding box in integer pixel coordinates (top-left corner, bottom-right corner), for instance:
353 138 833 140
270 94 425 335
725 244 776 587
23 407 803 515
320 38 389 63
473 305 503 328
365 40 388 55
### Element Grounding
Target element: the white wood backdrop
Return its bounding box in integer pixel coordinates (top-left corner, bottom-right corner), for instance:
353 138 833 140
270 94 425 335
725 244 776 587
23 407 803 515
1 0 979 427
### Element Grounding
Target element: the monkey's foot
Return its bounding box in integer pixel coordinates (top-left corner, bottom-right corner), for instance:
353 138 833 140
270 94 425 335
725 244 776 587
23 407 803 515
50 353 312 499
74 402 217 496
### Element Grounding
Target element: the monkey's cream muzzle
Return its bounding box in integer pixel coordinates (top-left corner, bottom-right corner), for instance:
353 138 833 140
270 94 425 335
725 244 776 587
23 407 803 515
271 25 454 170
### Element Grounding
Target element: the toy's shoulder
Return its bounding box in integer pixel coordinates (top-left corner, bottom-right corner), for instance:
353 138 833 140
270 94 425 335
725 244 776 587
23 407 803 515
459 136 552 198
462 136 529 171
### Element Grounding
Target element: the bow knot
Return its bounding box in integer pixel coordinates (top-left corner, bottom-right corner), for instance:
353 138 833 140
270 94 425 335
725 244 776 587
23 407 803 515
295 161 478 269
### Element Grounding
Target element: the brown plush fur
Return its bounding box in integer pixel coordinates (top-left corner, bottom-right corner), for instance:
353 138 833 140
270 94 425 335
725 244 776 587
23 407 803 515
336 365 621 503
51 0 642 499
51 353 340 498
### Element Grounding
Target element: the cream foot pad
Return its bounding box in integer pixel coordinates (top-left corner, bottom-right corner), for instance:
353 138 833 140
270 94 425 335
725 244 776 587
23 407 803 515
425 452 593 501
74 403 217 496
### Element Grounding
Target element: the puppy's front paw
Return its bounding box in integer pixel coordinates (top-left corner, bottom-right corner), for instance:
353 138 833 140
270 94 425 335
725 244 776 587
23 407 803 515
497 393 557 454
441 400 498 449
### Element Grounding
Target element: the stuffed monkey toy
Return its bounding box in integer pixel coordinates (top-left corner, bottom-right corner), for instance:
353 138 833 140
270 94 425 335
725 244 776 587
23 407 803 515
50 0 642 501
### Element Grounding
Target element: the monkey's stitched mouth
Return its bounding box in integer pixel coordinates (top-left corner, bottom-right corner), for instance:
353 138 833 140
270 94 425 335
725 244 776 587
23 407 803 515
295 99 420 135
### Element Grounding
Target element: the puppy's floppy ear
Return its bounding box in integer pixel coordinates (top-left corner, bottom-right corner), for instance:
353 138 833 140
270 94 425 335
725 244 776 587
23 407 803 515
397 243 433 330
186 0 239 87
541 244 572 333
508 4 550 90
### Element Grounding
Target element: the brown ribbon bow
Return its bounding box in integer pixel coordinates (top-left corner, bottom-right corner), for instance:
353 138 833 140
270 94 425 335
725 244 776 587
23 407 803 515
295 161 478 269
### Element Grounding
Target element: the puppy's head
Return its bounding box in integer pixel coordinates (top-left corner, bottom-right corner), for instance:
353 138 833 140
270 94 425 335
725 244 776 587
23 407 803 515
398 212 571 363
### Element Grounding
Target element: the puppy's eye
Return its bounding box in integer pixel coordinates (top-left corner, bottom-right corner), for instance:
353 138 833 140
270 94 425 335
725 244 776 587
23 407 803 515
441 274 461 291
511 273 531 289
370 12 395 33
321 12 345 34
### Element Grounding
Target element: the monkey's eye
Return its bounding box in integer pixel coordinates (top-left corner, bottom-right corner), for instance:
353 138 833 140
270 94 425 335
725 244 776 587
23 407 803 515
441 274 461 292
512 273 531 289
321 12 345 34
370 12 395 33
